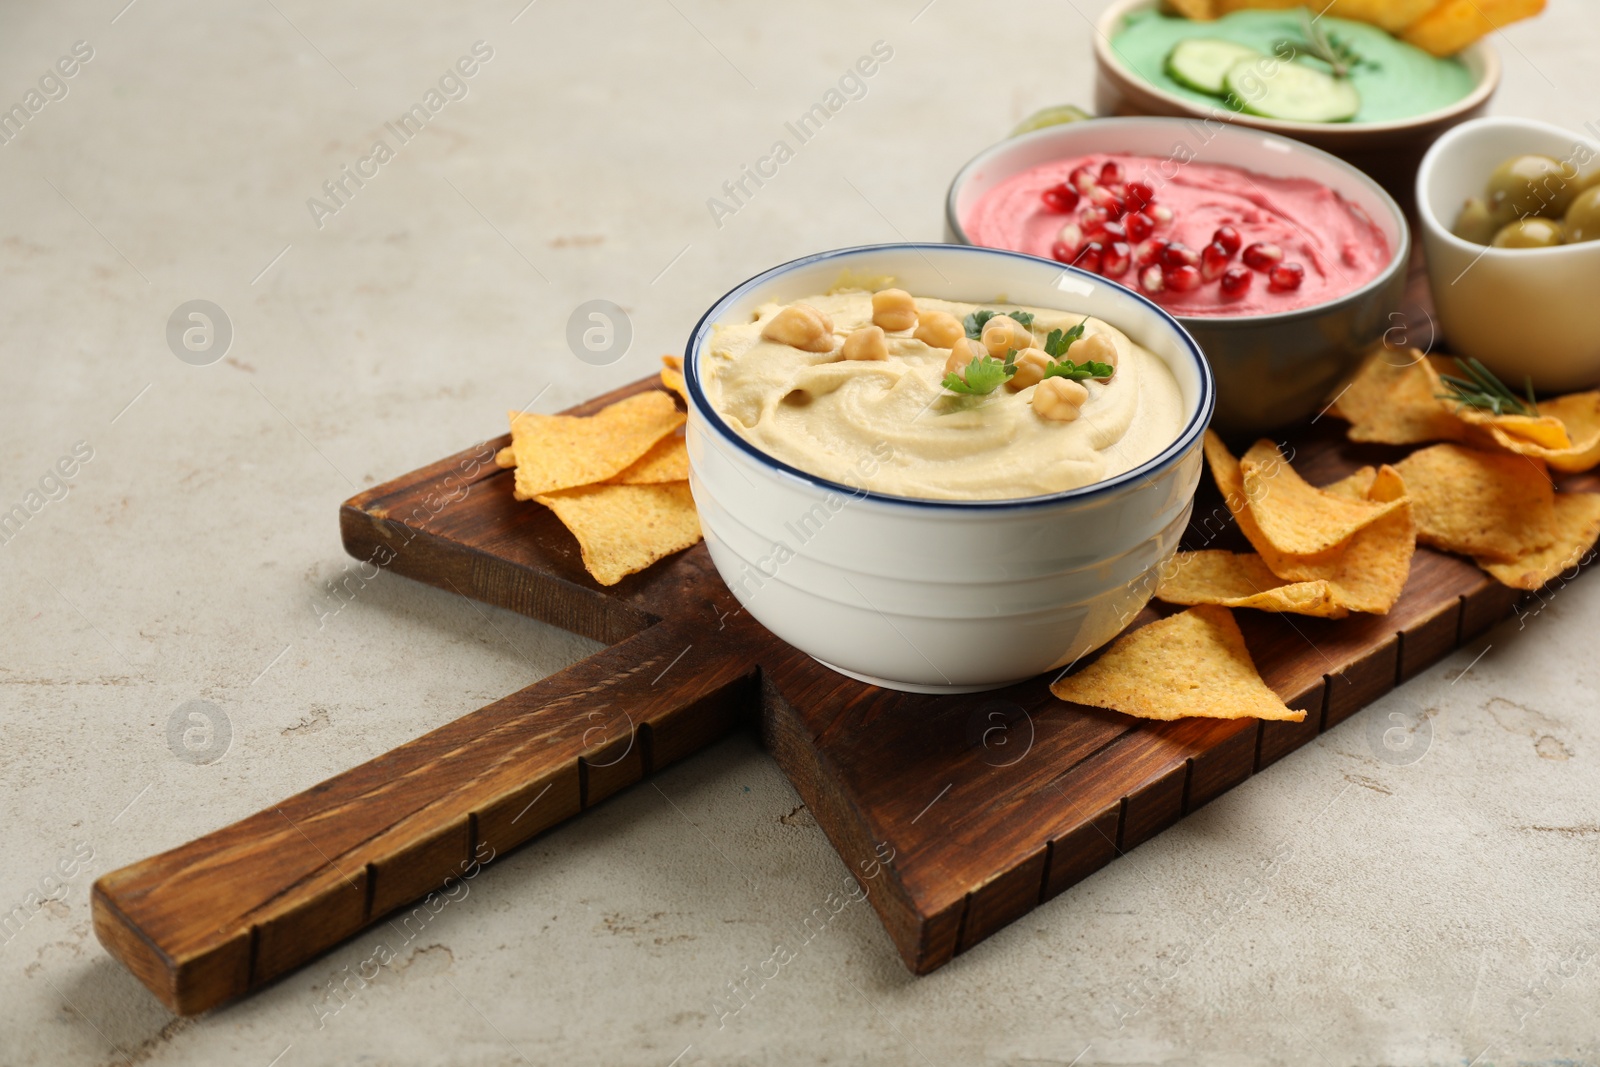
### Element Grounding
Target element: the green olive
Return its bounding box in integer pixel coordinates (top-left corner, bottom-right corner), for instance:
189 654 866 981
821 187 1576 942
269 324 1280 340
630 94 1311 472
1564 185 1600 243
1452 197 1511 244
1491 217 1566 249
1486 154 1581 218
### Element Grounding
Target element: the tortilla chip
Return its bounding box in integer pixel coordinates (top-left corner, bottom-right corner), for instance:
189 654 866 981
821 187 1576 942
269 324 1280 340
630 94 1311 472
1163 0 1217 19
1319 0 1441 31
1322 466 1378 501
1203 432 1343 579
1402 0 1545 56
1157 550 1349 618
1330 349 1467 445
1456 409 1571 450
1051 605 1302 722
534 481 702 586
608 434 688 484
1240 440 1405 556
1477 493 1600 591
1318 466 1416 614
507 392 684 500
661 354 689 404
1392 444 1555 562
1471 391 1600 473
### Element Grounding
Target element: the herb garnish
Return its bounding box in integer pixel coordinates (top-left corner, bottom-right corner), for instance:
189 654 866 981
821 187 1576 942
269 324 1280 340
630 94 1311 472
1040 319 1114 381
963 308 1035 339
1436 357 1538 417
941 350 1017 395
1276 10 1368 78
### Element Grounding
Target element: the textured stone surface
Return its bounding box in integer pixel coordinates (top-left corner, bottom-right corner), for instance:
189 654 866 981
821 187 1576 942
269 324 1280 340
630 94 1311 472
2 0 1598 1063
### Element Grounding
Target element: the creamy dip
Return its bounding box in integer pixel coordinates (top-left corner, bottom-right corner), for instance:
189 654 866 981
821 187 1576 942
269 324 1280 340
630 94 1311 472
702 290 1186 501
1112 9 1477 124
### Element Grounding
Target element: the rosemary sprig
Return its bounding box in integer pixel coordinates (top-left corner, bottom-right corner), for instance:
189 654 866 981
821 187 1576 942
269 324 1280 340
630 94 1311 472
1275 10 1366 78
1435 357 1538 417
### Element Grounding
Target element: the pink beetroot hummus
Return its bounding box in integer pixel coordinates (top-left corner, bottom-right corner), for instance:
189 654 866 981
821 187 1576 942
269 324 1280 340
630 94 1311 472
963 153 1390 316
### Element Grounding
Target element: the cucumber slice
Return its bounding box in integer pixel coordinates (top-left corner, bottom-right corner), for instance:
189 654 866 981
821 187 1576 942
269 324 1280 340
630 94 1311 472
1224 56 1361 123
1164 38 1266 97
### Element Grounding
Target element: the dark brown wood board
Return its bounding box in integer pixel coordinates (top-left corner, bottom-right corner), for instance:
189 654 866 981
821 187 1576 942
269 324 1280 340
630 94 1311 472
92 303 1594 1019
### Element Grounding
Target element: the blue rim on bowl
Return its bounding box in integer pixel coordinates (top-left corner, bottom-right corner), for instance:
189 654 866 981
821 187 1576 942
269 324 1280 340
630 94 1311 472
943 118 1411 328
682 242 1215 512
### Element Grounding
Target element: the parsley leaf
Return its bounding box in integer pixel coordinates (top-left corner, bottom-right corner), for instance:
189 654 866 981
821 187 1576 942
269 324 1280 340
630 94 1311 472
941 351 1017 395
962 308 1035 339
1043 320 1088 359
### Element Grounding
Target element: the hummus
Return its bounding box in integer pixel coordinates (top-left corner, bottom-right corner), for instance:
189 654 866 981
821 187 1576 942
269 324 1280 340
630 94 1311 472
964 153 1390 316
702 290 1185 501
1112 9 1477 124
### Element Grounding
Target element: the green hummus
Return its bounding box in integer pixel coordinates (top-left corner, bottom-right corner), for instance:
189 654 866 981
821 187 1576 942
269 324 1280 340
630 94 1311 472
1111 8 1477 124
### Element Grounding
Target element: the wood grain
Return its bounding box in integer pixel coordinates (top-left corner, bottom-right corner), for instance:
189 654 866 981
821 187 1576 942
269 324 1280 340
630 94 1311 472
93 368 1593 1013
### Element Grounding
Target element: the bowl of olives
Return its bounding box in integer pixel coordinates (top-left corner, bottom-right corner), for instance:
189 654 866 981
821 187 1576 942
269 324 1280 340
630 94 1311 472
1417 116 1600 392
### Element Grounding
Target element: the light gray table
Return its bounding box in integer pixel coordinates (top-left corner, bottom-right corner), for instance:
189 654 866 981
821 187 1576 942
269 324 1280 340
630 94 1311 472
4 0 1598 1063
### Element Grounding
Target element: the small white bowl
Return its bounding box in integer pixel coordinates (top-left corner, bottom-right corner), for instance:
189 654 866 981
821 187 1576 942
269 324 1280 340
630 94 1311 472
1417 116 1600 392
682 244 1214 693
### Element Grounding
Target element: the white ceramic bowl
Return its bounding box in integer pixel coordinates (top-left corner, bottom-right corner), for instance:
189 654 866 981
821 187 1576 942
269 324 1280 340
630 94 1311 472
1417 116 1600 392
946 117 1409 437
682 244 1214 693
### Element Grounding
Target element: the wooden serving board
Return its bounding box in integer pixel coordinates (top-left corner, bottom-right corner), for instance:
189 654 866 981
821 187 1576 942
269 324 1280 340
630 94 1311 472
92 305 1590 1019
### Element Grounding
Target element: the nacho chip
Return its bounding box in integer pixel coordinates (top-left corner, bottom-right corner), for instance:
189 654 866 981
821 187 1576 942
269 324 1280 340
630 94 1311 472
1392 444 1555 562
1330 349 1466 445
1402 0 1545 57
661 354 689 404
1157 550 1349 618
1163 0 1217 19
1203 432 1343 579
1051 605 1302 722
1322 466 1377 500
507 391 684 500
1318 466 1416 614
1240 440 1405 556
1455 409 1571 450
495 445 516 469
1477 492 1600 591
1321 0 1441 31
534 481 701 586
608 434 688 485
1472 391 1600 473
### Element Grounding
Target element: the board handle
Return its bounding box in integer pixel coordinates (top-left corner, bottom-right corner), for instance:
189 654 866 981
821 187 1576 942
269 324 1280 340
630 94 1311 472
92 619 758 1015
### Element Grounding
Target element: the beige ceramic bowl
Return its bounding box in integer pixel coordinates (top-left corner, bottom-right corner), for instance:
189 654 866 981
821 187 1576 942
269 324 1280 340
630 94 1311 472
1092 0 1500 197
1417 116 1600 393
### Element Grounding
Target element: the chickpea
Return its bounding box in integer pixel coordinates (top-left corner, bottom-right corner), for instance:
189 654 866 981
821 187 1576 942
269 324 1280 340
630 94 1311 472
761 303 835 352
872 288 918 332
1066 332 1118 380
913 311 965 349
980 315 1033 358
1005 347 1051 391
843 325 889 361
944 336 987 376
1033 376 1089 422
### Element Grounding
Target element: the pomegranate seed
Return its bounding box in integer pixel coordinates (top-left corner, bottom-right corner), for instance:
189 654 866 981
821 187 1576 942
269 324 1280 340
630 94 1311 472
1242 242 1283 270
1212 225 1241 255
1099 160 1126 186
1140 264 1165 293
1126 211 1155 242
1102 240 1132 277
1072 240 1105 274
1200 241 1233 282
1165 264 1203 292
1220 266 1252 296
1125 180 1156 212
1040 182 1079 213
1079 205 1109 235
1134 238 1167 268
1068 165 1098 194
1088 185 1126 219
1269 261 1305 291
1056 222 1083 254
1100 219 1128 242
1159 241 1199 269
1148 204 1174 227
1050 241 1077 264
